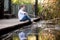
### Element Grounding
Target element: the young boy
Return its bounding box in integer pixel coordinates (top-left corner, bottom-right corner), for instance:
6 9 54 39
18 5 31 22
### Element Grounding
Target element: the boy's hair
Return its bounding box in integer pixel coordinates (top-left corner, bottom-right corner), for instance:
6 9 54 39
20 5 26 9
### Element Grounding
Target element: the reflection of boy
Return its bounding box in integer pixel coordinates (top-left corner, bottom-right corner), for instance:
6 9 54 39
18 32 26 40
18 5 31 22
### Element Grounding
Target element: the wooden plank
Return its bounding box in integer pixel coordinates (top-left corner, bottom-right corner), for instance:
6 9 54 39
0 18 40 29
0 19 28 29
0 18 40 36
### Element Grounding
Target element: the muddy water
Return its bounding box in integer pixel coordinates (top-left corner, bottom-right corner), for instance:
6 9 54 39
2 20 60 40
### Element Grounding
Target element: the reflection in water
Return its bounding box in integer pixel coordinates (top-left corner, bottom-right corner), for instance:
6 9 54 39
27 33 36 40
2 20 60 40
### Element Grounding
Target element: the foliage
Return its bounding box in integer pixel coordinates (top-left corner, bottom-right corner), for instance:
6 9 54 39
11 0 35 5
37 4 44 16
38 0 60 20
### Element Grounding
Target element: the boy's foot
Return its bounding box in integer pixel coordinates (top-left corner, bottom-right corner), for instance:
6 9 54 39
32 21 36 23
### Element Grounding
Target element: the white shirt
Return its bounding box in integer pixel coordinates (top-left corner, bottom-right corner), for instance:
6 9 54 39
18 9 28 20
18 32 26 40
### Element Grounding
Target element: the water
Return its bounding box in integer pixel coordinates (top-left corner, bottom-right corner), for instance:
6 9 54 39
1 19 60 40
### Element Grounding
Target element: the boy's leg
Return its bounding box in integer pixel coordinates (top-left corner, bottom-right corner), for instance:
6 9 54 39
20 16 27 21
25 16 31 21
20 16 31 22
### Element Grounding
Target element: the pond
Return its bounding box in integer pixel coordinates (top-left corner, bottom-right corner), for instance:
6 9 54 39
1 19 60 40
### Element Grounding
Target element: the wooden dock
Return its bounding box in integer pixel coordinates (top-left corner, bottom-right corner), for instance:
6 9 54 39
0 18 40 36
0 18 40 29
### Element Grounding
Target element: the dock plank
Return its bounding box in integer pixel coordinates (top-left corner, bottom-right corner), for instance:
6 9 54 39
0 18 39 29
0 19 28 29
